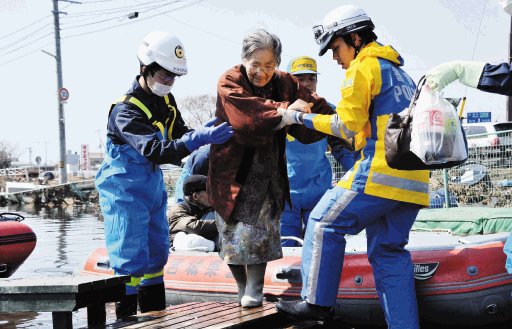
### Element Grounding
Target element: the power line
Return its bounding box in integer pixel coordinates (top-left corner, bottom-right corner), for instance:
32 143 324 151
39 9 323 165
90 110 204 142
467 0 488 99
0 3 73 56
0 42 52 67
0 0 174 57
165 14 238 45
470 0 488 61
132 0 238 45
0 0 203 65
0 23 53 51
59 2 162 26
62 1 183 30
81 0 123 3
0 15 51 41
63 0 203 39
0 32 54 57
61 0 180 18
63 12 138 29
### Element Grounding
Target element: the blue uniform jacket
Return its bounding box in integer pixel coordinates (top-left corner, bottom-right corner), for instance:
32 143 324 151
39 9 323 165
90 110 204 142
479 63 512 96
286 136 331 199
183 144 210 175
107 76 192 165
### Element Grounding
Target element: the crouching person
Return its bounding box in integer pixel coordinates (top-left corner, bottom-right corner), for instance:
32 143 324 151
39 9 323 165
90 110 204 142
169 174 218 250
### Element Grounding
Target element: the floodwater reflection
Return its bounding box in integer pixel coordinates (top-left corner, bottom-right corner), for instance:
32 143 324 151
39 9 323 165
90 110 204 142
0 204 106 328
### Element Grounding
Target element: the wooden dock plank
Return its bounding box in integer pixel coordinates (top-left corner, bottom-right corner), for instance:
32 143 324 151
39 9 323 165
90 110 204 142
0 274 129 329
161 303 267 329
104 303 210 329
106 302 237 329
183 302 277 329
125 302 240 328
104 302 282 329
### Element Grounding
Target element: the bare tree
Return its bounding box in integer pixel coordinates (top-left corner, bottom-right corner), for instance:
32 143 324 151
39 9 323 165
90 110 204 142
177 94 216 129
0 141 16 169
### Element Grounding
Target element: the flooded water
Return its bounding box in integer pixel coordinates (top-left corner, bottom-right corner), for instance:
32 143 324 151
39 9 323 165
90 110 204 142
0 204 109 328
0 204 511 329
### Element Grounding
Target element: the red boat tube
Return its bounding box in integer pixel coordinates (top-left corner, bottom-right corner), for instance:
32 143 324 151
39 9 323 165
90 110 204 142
81 231 512 327
0 213 37 278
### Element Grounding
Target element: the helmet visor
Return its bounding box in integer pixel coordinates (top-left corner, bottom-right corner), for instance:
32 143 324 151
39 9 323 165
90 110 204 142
313 24 332 45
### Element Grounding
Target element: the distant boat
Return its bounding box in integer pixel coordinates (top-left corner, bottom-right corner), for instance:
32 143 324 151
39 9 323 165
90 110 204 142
0 213 37 278
5 182 45 194
80 207 512 327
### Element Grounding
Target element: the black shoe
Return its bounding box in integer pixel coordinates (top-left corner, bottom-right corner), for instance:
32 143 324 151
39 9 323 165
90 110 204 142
115 294 138 319
138 283 166 313
276 299 334 321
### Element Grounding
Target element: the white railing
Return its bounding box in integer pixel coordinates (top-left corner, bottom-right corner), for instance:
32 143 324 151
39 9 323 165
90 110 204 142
0 167 29 179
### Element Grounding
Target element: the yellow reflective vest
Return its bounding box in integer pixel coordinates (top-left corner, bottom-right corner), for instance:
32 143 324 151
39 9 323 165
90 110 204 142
302 42 429 206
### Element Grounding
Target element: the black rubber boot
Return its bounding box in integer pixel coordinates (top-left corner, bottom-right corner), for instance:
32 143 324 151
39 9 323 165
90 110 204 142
138 283 166 313
115 294 138 319
276 299 334 321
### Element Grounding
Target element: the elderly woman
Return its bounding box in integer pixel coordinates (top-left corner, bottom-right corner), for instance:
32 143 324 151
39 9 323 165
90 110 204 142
207 29 335 308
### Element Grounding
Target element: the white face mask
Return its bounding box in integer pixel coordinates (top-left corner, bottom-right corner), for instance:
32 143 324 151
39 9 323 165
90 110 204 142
148 75 173 96
499 0 512 15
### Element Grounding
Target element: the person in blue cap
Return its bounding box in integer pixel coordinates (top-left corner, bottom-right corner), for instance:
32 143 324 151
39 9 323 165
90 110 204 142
281 56 354 247
95 31 232 318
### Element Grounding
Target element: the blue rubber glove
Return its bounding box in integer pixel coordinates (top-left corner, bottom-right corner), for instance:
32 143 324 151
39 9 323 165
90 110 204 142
181 118 233 151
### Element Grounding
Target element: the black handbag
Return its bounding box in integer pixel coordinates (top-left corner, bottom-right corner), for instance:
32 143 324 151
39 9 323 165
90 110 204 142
384 76 468 170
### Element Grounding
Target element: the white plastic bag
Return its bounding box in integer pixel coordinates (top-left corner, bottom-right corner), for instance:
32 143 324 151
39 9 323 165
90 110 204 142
173 232 215 252
410 86 467 165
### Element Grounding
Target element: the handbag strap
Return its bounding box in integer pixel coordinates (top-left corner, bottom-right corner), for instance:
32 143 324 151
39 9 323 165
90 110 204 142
405 75 426 116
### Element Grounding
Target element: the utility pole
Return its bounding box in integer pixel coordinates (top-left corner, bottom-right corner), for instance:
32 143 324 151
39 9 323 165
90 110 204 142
28 147 33 165
97 129 104 158
508 16 512 121
52 0 67 183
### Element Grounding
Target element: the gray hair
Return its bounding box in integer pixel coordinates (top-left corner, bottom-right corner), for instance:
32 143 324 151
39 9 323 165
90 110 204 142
241 29 282 66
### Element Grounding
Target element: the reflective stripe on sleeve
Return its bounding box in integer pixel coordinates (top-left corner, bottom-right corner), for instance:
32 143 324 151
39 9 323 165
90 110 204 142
371 172 429 194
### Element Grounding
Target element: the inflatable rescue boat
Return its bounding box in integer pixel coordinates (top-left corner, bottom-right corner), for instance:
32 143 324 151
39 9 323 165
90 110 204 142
0 213 37 278
80 208 512 326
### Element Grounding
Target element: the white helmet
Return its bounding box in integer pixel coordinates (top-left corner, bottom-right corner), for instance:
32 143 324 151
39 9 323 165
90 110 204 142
313 5 374 56
137 31 188 75
499 0 512 15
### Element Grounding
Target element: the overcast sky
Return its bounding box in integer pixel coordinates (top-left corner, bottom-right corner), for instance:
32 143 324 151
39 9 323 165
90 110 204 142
0 0 508 164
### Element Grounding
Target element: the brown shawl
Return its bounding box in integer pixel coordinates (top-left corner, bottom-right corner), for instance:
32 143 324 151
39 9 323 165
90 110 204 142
207 65 335 223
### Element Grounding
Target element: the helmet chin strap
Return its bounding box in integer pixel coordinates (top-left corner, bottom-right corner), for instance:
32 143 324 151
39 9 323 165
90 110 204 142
354 45 362 58
139 65 152 93
347 35 364 58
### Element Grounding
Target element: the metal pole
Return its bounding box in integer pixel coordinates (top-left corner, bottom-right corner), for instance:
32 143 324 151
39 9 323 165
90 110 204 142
507 16 512 121
44 141 48 167
442 169 450 208
52 0 67 183
97 129 103 158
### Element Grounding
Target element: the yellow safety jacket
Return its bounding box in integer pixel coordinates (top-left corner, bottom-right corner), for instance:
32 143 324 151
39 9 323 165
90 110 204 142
302 42 429 206
111 94 178 141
